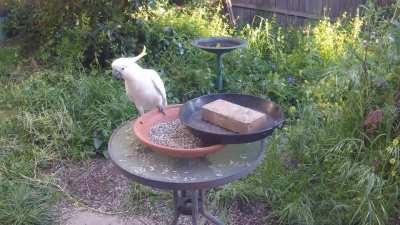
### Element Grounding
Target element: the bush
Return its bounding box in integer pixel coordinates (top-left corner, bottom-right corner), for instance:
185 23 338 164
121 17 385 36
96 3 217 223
4 0 138 68
4 0 228 69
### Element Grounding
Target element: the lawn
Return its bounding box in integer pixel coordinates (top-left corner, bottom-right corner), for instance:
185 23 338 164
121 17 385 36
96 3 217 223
1 1 400 225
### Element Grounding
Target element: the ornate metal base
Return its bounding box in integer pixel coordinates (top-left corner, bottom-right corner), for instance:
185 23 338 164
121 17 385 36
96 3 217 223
171 190 223 225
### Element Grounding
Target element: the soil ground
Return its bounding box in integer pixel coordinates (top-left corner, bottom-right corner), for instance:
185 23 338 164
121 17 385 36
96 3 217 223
53 158 273 225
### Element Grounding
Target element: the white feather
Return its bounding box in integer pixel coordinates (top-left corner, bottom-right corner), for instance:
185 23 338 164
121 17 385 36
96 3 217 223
111 48 167 115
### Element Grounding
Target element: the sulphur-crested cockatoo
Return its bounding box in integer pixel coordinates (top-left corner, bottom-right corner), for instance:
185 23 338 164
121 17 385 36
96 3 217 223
111 47 167 115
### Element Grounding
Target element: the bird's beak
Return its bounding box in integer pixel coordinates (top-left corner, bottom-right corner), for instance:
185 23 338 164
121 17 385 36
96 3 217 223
112 69 123 80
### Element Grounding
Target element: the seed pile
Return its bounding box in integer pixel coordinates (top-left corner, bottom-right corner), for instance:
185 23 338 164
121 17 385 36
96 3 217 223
149 119 204 149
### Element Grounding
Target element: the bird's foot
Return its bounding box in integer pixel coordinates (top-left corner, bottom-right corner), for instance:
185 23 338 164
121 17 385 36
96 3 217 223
158 106 166 115
137 107 145 116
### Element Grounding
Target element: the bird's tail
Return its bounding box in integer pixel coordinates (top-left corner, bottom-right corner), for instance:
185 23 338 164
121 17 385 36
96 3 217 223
132 46 147 62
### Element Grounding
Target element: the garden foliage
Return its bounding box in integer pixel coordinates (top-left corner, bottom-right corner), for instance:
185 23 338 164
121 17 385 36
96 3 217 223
1 0 400 225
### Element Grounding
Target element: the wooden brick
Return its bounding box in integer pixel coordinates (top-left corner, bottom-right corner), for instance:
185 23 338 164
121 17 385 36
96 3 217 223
201 99 267 134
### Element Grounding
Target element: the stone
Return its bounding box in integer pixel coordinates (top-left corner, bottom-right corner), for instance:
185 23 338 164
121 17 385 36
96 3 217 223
62 209 157 225
201 99 267 134
64 211 123 225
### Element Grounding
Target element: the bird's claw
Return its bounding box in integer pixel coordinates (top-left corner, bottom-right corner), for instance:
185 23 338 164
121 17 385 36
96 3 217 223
159 106 166 115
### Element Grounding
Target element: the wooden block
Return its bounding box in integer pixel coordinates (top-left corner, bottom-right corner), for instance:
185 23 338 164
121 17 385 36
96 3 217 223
201 99 267 134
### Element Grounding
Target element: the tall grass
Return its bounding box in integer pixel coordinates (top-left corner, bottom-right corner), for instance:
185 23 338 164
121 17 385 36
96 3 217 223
0 179 56 225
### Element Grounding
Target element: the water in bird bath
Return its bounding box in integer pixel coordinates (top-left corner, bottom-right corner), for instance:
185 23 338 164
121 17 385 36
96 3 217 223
201 40 239 48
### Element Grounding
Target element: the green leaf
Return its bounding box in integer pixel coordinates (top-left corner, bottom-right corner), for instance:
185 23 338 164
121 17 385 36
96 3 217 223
93 136 103 150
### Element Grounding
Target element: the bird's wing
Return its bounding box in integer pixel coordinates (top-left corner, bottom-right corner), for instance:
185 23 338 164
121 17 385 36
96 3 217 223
147 69 167 106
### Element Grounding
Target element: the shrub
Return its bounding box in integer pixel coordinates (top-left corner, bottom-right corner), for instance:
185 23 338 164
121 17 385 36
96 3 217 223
4 0 138 67
4 0 228 69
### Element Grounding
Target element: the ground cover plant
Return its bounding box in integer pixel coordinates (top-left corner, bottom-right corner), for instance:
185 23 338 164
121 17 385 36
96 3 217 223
1 0 400 224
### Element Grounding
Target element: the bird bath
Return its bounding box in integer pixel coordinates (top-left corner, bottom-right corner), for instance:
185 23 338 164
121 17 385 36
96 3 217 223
191 37 247 91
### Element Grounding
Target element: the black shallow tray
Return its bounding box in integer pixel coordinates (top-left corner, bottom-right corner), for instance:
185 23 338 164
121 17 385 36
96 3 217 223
179 93 285 144
191 37 247 54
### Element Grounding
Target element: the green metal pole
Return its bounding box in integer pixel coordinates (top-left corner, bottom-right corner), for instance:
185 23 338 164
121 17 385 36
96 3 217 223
216 53 224 91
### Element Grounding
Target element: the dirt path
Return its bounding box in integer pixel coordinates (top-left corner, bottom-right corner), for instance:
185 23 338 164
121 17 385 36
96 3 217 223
53 158 272 225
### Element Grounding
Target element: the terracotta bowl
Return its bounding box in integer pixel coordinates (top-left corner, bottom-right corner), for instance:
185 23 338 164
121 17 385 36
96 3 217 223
133 104 225 158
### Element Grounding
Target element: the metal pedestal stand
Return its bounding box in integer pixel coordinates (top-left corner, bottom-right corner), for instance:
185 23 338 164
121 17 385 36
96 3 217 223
171 190 222 225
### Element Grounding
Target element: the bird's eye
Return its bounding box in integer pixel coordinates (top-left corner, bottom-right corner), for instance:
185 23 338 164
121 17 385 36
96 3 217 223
121 67 125 71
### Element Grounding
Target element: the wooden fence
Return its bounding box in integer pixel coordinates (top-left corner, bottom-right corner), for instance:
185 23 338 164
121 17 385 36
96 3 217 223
0 1 6 17
230 0 393 25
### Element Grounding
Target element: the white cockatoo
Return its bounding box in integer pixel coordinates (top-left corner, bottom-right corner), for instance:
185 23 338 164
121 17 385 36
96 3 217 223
111 47 167 115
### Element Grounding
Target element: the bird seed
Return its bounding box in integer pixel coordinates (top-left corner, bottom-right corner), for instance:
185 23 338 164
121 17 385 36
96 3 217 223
149 119 204 149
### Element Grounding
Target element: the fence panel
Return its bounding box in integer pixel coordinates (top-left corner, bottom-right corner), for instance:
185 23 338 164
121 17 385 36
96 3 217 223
231 0 373 25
